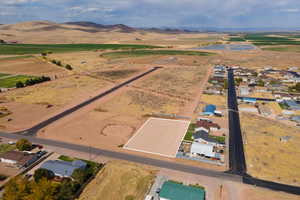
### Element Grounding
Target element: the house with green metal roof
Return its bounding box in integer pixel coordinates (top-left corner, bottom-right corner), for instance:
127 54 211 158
159 181 205 200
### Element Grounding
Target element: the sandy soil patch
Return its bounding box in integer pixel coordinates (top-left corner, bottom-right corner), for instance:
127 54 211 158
0 56 66 76
241 113 300 186
124 118 190 157
79 161 156 200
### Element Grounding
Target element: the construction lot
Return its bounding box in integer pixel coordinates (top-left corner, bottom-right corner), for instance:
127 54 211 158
124 118 190 157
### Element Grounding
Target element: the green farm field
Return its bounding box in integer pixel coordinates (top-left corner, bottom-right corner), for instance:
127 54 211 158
0 44 161 55
101 49 215 59
0 75 35 88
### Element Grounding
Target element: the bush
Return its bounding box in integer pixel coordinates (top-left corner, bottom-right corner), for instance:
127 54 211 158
34 168 54 182
16 138 32 151
51 59 57 64
16 81 24 88
65 64 73 70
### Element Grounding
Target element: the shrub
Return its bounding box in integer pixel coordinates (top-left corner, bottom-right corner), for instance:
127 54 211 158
34 168 54 182
65 64 73 70
16 81 24 88
16 138 32 151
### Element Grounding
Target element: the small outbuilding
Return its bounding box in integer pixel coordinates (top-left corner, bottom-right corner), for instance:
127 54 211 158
202 104 216 116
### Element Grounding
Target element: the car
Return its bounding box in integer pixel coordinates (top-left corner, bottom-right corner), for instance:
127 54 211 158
8 141 15 145
36 150 47 157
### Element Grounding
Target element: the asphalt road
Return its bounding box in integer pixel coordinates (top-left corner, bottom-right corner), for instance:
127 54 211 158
227 68 247 175
15 67 161 136
0 131 242 182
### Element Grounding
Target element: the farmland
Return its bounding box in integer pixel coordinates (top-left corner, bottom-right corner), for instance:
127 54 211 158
79 161 156 200
0 44 161 55
0 75 35 88
101 50 215 59
240 113 300 186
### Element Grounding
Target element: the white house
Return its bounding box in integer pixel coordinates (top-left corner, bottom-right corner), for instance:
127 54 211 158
190 142 216 158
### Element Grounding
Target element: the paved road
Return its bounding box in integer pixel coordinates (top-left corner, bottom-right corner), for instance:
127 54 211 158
227 68 247 175
0 131 242 182
237 96 276 102
15 67 161 136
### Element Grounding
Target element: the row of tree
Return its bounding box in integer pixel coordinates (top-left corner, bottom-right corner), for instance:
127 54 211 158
16 76 51 88
51 59 73 71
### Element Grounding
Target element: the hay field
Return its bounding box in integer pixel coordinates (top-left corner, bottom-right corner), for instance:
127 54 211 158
240 113 300 186
79 161 156 200
2 75 110 106
136 66 208 100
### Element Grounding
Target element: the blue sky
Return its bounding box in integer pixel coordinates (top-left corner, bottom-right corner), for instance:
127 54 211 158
0 0 300 28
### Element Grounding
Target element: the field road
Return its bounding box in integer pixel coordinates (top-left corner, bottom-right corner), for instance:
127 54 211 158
0 131 242 183
14 67 161 136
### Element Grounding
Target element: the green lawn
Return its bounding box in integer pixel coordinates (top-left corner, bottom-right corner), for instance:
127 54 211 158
0 75 35 88
0 144 16 154
102 50 215 59
0 44 161 55
184 123 196 141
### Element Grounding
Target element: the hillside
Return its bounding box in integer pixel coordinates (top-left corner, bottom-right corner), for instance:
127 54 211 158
0 21 201 44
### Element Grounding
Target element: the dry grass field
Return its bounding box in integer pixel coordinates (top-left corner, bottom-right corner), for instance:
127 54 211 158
79 161 156 200
0 56 66 76
1 75 110 106
136 66 208 100
99 89 184 118
240 113 300 186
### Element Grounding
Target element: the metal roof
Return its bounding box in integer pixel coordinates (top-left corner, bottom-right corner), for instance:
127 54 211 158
159 181 205 200
203 104 216 113
40 160 86 177
190 142 215 158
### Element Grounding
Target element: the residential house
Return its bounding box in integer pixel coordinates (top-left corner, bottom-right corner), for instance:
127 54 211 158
190 142 217 158
284 100 300 110
40 159 87 178
239 86 250 96
196 120 221 132
192 131 220 146
0 151 39 168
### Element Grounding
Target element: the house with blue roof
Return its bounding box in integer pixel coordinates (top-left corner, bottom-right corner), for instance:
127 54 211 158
40 159 87 178
202 104 216 116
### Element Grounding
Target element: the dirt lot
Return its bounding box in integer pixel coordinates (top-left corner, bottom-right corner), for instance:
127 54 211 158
0 56 66 76
79 161 156 200
124 118 190 157
240 113 300 186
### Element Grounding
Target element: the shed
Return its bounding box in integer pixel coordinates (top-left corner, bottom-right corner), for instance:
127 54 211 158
202 104 216 116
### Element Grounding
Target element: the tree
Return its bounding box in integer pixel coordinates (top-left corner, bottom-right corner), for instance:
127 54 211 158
16 81 24 88
24 178 58 200
34 168 55 182
16 139 32 151
56 180 78 200
71 168 90 184
3 176 30 200
65 64 73 70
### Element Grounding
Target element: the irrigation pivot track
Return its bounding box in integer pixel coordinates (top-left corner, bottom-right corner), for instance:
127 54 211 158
16 67 161 136
227 68 247 175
